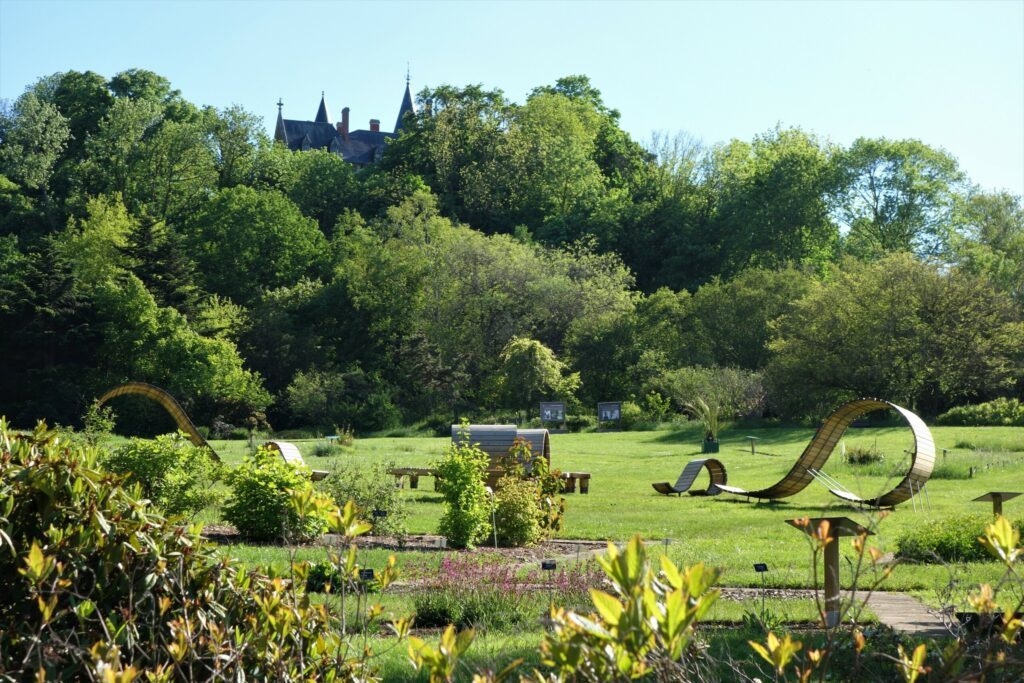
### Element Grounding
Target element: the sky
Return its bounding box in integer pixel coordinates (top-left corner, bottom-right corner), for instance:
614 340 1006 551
1 0 1022 194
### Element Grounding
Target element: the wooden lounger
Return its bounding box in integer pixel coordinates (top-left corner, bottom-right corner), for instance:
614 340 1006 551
652 458 727 496
266 440 328 481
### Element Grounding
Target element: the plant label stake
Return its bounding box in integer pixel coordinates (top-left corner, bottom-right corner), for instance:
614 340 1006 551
542 560 556 603
359 568 375 582
753 563 768 617
372 509 387 519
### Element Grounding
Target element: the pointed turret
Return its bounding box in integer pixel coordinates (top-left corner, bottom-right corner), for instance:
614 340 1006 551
274 98 287 143
394 75 416 132
315 91 331 124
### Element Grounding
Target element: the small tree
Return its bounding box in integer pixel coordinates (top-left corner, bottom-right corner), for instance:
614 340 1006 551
496 336 578 413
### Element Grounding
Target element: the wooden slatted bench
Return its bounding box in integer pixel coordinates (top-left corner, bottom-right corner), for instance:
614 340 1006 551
267 441 329 481
389 467 438 489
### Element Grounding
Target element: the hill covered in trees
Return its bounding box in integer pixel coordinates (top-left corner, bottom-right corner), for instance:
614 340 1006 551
1 69 1021 432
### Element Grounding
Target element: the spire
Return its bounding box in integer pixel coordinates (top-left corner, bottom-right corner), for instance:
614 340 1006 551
395 73 416 133
274 98 287 142
315 91 331 124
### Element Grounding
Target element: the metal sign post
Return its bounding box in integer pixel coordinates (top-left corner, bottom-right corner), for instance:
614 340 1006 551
753 563 768 618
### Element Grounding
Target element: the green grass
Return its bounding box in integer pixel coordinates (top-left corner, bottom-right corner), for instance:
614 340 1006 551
194 422 1023 588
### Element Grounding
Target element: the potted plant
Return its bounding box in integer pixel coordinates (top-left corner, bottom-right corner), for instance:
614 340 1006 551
685 397 720 454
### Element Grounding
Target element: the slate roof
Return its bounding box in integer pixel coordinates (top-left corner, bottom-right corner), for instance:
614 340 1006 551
274 82 412 166
395 81 416 132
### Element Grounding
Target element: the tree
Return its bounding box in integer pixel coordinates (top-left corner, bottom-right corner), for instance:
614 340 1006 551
207 104 265 188
55 194 133 287
287 149 359 235
766 254 1022 417
834 137 965 259
706 127 841 277
185 186 328 305
951 190 1024 305
496 337 578 411
131 119 217 223
0 92 70 209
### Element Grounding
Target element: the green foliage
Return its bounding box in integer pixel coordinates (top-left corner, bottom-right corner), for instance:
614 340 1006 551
844 442 885 465
434 436 491 549
493 475 542 547
81 398 115 443
540 536 720 681
102 432 221 516
895 514 1018 563
496 336 578 412
223 446 328 541
318 461 409 537
311 440 342 458
937 398 1024 426
0 418 403 680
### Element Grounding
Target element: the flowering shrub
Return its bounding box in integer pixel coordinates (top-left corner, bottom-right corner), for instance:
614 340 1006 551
412 555 603 629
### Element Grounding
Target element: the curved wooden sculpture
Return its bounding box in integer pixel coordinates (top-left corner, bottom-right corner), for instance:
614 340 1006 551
716 398 934 506
652 458 727 496
97 382 216 459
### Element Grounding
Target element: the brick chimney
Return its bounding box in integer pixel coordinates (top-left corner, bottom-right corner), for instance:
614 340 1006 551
369 118 380 132
337 107 350 141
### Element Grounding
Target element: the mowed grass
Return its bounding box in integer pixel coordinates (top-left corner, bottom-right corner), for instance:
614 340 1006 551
197 421 1024 603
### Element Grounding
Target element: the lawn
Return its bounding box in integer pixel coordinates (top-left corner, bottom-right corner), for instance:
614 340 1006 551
118 421 1024 680
202 422 1024 596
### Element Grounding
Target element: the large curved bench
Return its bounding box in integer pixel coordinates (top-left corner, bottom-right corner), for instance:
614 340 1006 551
652 458 727 496
97 382 214 457
716 398 935 507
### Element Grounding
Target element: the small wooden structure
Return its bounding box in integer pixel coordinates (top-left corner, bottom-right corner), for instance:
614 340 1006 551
266 440 328 481
652 458 727 496
787 517 873 628
972 491 1021 516
390 467 437 489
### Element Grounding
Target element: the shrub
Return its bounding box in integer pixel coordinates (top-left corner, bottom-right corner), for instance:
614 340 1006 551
0 419 400 680
319 461 409 537
228 426 250 440
844 442 884 465
618 401 644 429
566 413 596 432
312 440 342 458
81 399 115 444
937 398 1024 426
895 514 1023 563
333 424 355 446
223 446 329 541
493 475 542 546
102 432 221 516
434 435 491 549
498 438 566 542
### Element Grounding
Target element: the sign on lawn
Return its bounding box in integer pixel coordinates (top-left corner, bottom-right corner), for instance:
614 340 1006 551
539 401 565 423
597 402 622 423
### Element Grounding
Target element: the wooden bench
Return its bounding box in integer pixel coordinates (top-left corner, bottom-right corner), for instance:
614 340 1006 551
389 467 438 489
561 472 591 494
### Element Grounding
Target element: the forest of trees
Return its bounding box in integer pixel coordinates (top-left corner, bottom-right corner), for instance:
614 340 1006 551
1 69 1021 432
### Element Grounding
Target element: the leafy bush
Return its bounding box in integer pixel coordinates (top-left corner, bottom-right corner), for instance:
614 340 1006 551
102 432 221 516
81 399 116 444
498 438 566 541
618 401 644 429
333 424 355 446
493 475 542 546
566 413 596 432
318 461 409 537
0 419 404 680
312 440 342 458
434 435 491 549
223 446 329 541
937 398 1024 426
844 442 884 465
648 365 766 418
228 427 250 440
895 514 1023 562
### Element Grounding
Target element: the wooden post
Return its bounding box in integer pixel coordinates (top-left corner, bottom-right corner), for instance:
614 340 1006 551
993 493 1003 516
972 492 1020 517
823 533 840 627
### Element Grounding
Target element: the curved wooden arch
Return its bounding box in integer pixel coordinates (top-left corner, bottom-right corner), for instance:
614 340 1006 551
97 382 216 459
652 458 727 496
716 398 934 506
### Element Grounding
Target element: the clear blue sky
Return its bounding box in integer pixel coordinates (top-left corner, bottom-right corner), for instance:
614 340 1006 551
2 0 1022 193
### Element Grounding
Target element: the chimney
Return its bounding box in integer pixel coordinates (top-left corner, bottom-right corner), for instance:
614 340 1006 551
369 118 380 132
337 107 350 141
